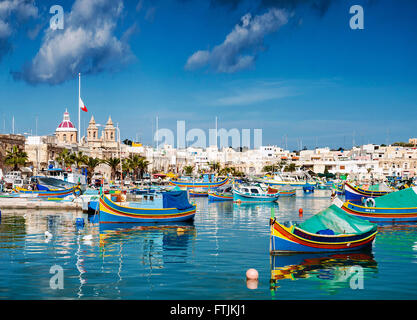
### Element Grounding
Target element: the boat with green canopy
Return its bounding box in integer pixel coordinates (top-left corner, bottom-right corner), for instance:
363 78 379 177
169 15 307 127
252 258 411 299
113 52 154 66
270 205 378 253
340 186 417 223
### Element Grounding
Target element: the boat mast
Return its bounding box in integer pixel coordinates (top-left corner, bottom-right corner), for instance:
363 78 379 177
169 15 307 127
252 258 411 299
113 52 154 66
78 73 81 144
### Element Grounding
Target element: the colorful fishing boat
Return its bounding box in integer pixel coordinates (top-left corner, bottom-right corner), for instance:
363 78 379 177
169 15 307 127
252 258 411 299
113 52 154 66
208 185 233 201
337 187 417 223
333 182 345 195
99 190 197 223
13 185 81 198
189 188 208 197
344 182 392 203
169 177 229 188
278 188 296 197
233 184 279 203
270 205 378 253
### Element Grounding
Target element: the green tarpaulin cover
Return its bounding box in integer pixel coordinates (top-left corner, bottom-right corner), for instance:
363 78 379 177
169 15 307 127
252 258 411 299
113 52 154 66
297 204 376 235
374 187 417 208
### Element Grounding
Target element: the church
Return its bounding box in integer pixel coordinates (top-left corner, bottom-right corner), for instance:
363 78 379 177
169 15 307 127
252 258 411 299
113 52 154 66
55 109 121 159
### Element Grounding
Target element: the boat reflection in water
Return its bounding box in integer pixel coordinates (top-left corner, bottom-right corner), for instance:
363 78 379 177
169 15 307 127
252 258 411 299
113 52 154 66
270 252 378 294
99 222 197 266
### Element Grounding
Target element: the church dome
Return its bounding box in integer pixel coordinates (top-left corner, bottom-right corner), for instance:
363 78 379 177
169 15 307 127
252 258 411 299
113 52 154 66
56 109 77 132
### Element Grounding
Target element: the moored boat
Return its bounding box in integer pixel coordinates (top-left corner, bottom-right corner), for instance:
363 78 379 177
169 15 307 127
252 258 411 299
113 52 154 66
337 187 417 223
233 184 279 203
189 188 208 197
344 181 392 203
99 190 197 223
270 205 378 253
13 185 81 198
208 185 233 201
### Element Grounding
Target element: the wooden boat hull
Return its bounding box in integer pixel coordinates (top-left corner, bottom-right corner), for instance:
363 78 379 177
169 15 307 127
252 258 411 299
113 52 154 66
99 194 197 223
341 201 417 223
13 186 80 198
189 190 208 197
344 182 390 203
270 219 377 253
208 191 233 201
169 177 229 188
278 190 296 197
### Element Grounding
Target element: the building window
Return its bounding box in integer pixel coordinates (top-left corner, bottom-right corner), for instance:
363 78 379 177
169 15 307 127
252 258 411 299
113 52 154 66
63 134 66 142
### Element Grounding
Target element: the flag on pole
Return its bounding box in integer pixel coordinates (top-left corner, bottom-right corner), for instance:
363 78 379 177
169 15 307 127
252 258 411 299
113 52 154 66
79 97 87 112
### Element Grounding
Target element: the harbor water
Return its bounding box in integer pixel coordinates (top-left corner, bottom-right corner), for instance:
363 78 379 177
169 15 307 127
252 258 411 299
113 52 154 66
1 189 416 299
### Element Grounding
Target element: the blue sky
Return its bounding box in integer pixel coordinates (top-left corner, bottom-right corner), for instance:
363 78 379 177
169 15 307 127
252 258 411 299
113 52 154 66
1 0 417 150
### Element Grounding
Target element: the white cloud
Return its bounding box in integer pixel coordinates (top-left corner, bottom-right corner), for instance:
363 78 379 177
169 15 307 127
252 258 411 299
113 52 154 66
13 0 134 85
185 8 289 73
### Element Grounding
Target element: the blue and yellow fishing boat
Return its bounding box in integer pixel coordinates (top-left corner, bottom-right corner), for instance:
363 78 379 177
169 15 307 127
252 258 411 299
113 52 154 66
13 185 81 198
208 191 233 201
169 177 229 189
189 189 208 197
99 190 196 223
344 182 392 203
333 182 345 195
208 184 233 201
270 205 378 253
277 185 296 197
338 187 417 223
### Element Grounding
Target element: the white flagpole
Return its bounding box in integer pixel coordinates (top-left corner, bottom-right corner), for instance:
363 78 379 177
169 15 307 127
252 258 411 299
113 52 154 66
78 73 81 144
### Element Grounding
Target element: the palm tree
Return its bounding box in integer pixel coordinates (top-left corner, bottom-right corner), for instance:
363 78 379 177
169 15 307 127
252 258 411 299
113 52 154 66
71 151 88 169
208 161 221 173
4 146 28 171
284 163 297 172
82 157 102 183
137 157 150 180
183 165 194 176
56 149 74 169
127 154 143 181
104 157 120 181
122 158 132 181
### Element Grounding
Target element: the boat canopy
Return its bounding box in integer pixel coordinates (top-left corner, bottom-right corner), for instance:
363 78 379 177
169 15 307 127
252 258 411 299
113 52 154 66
373 187 417 208
298 204 376 235
162 190 194 210
364 183 392 192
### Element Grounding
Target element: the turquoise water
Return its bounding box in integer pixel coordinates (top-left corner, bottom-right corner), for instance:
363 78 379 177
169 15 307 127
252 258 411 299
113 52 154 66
0 189 417 299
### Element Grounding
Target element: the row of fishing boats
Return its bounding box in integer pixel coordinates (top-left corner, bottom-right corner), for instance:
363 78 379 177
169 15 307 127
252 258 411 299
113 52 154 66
4 173 417 257
170 177 296 202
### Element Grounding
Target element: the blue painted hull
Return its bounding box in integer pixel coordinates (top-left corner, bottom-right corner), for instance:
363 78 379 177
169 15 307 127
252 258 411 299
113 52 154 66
99 195 197 223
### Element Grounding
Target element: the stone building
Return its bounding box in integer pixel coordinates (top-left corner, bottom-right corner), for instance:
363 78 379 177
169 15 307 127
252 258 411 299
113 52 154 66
85 115 123 159
0 134 26 171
